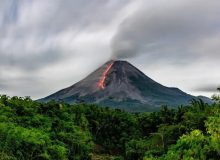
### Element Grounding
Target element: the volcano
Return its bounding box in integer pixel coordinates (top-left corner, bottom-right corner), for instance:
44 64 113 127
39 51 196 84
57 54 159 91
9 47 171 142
39 60 211 111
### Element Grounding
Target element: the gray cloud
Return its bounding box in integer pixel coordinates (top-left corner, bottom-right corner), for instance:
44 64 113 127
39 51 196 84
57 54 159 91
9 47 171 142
0 47 67 70
0 0 129 71
194 84 220 93
0 0 132 98
0 74 46 97
0 82 8 90
111 0 220 64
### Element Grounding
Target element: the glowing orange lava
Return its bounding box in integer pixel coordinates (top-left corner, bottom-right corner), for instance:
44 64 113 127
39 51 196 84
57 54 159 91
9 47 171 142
98 62 114 89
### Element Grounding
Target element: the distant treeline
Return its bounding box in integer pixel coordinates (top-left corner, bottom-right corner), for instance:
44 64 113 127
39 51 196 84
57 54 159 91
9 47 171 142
0 94 220 160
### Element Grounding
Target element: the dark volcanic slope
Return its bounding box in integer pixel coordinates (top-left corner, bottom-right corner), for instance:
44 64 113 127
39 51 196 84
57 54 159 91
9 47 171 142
39 60 208 111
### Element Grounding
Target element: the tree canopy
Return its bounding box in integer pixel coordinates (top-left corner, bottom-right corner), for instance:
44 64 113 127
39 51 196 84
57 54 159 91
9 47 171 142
0 93 219 160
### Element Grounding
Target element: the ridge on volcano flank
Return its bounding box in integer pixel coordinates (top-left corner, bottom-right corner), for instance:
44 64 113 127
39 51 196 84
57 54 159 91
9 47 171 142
39 60 211 112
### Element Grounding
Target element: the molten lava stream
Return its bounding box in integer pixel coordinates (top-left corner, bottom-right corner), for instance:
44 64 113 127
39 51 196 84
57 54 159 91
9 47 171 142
98 62 114 89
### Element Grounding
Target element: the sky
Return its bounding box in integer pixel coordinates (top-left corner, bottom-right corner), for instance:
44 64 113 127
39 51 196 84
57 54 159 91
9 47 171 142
0 0 219 99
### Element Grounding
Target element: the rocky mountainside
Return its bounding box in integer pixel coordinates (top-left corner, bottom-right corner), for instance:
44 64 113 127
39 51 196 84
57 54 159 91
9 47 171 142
39 60 211 112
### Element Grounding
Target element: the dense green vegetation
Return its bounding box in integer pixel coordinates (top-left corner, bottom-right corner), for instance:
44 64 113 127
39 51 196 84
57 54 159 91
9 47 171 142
0 91 220 159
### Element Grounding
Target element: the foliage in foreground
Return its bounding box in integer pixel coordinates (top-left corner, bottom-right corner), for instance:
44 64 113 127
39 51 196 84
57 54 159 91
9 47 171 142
0 93 220 159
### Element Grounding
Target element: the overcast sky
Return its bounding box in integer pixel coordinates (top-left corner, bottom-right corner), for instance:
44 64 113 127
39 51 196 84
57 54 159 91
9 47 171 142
0 0 219 99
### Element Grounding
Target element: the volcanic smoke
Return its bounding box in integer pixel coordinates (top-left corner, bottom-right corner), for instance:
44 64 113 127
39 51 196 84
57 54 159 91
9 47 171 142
98 62 114 89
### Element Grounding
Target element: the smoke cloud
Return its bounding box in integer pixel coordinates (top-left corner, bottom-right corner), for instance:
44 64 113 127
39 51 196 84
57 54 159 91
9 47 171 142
111 0 220 63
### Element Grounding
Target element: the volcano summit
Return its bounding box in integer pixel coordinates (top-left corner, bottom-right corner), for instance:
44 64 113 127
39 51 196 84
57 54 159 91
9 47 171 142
40 60 210 111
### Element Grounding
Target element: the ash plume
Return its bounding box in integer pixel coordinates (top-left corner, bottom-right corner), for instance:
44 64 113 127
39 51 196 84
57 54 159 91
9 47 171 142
111 0 220 62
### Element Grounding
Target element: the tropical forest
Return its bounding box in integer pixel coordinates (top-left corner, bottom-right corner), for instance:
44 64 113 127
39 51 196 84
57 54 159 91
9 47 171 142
0 89 220 160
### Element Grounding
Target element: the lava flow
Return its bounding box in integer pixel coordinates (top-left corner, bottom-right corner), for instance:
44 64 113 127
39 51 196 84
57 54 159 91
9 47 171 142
98 62 114 89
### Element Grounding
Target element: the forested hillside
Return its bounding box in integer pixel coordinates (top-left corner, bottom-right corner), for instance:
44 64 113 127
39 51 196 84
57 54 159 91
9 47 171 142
0 93 220 160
